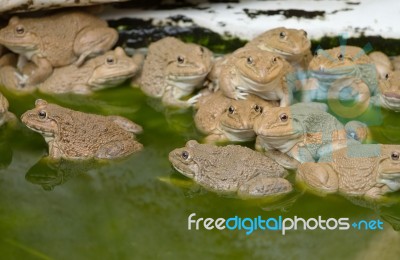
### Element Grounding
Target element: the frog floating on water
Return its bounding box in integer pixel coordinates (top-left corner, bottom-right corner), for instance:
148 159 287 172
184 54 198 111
169 140 292 198
139 37 212 108
194 91 278 143
21 99 143 160
0 11 118 87
296 144 400 200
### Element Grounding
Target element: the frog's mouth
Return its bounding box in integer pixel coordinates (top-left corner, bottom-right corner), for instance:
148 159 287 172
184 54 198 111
24 124 55 139
218 124 255 141
257 44 310 59
309 67 357 79
168 72 208 88
257 134 302 153
168 151 198 179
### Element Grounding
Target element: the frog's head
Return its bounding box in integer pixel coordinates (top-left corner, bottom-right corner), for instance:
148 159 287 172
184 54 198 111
253 106 303 140
166 42 212 89
308 46 368 78
253 27 311 59
377 71 400 111
234 48 288 85
20 99 59 139
0 16 41 55
377 146 400 192
89 47 140 90
168 140 202 179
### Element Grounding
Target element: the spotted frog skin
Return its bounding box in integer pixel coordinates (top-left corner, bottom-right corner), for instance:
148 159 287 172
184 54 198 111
0 11 118 86
219 47 296 106
139 37 212 107
246 27 312 70
21 99 143 160
296 144 400 200
194 91 278 143
169 140 292 198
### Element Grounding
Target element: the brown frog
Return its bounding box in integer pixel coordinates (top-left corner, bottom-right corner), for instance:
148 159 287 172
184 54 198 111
0 92 16 126
219 47 296 106
296 144 400 200
37 47 140 94
169 140 292 198
372 71 400 112
0 11 118 86
194 91 278 143
139 37 212 107
369 51 393 79
21 99 143 160
246 27 312 70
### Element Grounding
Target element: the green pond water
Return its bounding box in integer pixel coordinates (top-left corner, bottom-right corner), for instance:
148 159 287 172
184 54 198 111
0 83 399 260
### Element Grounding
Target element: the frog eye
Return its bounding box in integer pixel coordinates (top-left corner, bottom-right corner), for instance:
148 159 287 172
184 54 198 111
199 47 204 54
181 151 190 160
279 31 286 39
228 106 235 114
177 56 185 64
303 30 308 37
253 104 263 113
391 152 399 160
106 56 115 65
385 73 389 80
338 53 344 61
246 56 253 65
272 57 278 64
279 113 288 122
15 25 24 35
38 110 47 119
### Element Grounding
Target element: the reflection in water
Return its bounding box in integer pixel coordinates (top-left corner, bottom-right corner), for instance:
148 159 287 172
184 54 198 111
0 140 12 169
380 204 400 231
25 157 106 190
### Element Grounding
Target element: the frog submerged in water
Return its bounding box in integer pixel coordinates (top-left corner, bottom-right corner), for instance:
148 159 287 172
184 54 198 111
139 37 212 108
21 99 143 160
194 91 278 143
296 144 400 200
218 47 296 106
169 140 292 198
0 11 118 87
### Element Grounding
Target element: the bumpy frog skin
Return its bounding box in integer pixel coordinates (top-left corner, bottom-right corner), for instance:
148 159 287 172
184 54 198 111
296 144 400 200
139 37 212 107
392 56 400 71
0 11 118 86
253 102 359 169
194 91 278 143
369 51 393 79
219 47 295 106
0 92 16 126
373 71 400 112
21 99 143 160
37 47 140 94
246 27 312 70
168 140 292 198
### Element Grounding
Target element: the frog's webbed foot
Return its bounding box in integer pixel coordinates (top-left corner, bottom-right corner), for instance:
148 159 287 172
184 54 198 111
238 176 293 198
296 162 338 195
264 149 300 170
108 116 143 134
364 186 391 201
161 88 192 108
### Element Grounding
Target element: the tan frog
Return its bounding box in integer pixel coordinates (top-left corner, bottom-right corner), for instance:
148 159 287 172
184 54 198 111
391 55 400 71
246 27 312 70
139 37 212 107
169 140 292 198
219 47 296 106
0 92 16 126
0 11 118 86
372 71 400 112
21 99 143 159
194 91 278 143
37 47 140 94
296 144 400 200
369 51 393 79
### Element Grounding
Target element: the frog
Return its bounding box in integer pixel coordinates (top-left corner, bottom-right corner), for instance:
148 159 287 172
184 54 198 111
0 92 16 126
253 102 360 169
194 90 279 143
168 140 292 198
21 99 143 160
218 47 296 106
139 37 212 107
303 46 378 104
392 55 400 71
371 71 400 112
37 47 140 94
0 11 118 87
245 27 312 70
296 144 400 200
369 51 393 79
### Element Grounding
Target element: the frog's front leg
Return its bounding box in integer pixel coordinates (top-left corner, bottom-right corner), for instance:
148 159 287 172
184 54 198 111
238 176 293 198
161 86 192 108
74 27 119 66
26 55 53 85
296 162 339 195
219 68 247 100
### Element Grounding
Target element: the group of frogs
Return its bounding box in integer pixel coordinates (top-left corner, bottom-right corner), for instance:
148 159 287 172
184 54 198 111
0 10 400 202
